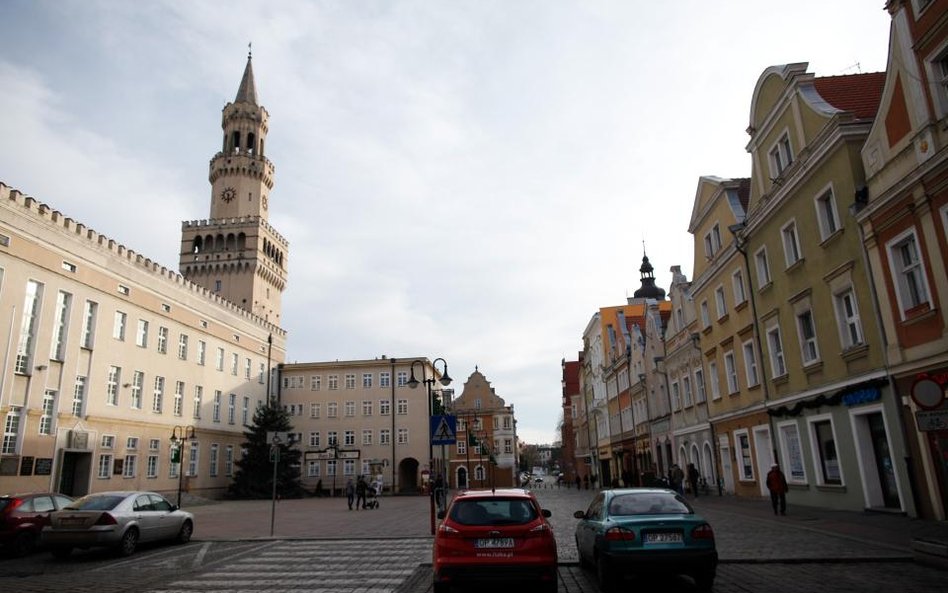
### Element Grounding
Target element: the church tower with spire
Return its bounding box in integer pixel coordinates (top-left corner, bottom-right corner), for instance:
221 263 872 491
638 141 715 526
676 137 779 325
179 51 288 323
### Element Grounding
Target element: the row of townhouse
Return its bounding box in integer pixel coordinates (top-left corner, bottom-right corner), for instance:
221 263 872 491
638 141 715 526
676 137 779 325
566 0 948 519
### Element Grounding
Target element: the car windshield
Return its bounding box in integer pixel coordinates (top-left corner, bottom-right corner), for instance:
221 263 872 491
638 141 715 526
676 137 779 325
608 492 693 516
450 498 538 526
65 494 126 511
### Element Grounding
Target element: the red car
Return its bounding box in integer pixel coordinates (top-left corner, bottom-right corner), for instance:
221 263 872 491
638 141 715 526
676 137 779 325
0 492 74 556
433 488 558 593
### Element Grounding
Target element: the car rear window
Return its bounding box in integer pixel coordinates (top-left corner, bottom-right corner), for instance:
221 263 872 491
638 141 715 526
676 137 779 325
67 495 125 511
609 493 693 516
450 498 538 526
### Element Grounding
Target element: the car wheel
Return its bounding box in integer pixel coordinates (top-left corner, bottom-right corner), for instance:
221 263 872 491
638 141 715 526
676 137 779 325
13 531 37 557
595 554 616 593
693 568 715 592
50 546 72 560
118 527 139 556
176 520 193 544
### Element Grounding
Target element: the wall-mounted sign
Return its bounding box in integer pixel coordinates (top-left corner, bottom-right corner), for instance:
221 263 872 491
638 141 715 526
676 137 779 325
19 456 34 476
911 377 945 410
34 458 53 475
915 409 948 432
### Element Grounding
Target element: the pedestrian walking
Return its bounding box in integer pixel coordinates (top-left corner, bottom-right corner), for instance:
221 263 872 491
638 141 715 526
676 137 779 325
356 475 368 510
687 463 700 498
345 478 355 510
766 463 788 515
575 475 581 490
670 464 685 495
583 474 589 490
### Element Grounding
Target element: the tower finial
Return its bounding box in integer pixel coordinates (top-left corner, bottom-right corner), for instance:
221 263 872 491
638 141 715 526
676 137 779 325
248 41 252 60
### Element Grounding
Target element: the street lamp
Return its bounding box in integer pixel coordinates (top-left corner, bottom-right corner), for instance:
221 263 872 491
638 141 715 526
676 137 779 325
408 357 451 534
170 425 196 507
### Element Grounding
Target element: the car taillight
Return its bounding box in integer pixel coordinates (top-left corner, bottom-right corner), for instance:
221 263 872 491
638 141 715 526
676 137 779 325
692 524 714 540
94 513 118 526
527 523 552 537
604 526 636 541
1 498 23 515
437 522 460 536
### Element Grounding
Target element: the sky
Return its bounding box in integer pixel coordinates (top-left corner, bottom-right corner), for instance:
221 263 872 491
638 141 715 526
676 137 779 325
0 1 893 445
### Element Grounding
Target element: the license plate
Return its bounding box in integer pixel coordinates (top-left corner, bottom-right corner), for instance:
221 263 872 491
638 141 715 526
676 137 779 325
475 537 515 549
645 532 682 544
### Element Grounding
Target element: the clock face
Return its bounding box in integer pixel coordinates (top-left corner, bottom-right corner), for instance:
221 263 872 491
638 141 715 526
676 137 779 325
220 187 237 203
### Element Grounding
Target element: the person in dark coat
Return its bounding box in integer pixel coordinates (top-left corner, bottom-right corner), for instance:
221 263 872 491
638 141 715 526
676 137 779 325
766 463 789 515
356 475 368 510
345 478 355 510
687 463 700 498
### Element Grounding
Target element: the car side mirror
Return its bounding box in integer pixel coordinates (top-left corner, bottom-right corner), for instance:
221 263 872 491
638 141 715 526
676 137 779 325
437 510 446 520
573 510 586 519
542 509 552 518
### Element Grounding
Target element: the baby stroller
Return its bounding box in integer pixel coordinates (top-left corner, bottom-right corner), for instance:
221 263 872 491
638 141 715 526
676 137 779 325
364 481 381 509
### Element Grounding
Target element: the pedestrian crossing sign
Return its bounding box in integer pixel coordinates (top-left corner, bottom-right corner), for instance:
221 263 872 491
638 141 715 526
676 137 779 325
430 415 457 445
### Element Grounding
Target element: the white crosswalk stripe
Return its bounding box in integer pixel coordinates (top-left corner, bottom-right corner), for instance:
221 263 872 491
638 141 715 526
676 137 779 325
147 539 431 593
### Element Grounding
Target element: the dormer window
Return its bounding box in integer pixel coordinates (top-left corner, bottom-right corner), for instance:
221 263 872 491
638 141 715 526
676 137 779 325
769 132 793 178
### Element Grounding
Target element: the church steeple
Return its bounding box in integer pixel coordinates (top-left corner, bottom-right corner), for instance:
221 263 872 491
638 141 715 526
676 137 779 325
178 52 289 324
632 251 666 300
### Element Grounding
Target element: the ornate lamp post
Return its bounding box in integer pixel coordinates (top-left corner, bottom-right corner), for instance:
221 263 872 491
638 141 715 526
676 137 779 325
170 425 196 507
408 357 452 534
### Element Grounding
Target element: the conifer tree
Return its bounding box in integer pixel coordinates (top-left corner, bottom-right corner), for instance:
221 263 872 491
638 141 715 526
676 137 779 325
228 403 304 499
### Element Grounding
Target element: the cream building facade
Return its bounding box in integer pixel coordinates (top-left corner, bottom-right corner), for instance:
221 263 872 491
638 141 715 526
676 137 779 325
0 54 287 500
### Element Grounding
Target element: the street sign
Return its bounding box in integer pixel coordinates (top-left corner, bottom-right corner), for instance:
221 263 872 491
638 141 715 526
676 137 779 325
431 415 456 445
915 409 948 432
267 431 290 445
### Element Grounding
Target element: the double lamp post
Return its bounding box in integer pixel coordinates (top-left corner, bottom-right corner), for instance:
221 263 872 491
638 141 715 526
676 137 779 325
407 357 451 535
169 425 196 507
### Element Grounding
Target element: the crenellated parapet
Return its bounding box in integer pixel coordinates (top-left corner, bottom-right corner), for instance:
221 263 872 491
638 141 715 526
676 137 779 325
0 181 286 337
181 215 289 249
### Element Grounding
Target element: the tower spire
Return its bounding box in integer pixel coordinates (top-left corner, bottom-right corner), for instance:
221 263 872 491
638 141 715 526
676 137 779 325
235 46 258 105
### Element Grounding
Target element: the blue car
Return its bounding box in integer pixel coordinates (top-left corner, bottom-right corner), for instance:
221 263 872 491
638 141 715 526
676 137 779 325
573 488 717 592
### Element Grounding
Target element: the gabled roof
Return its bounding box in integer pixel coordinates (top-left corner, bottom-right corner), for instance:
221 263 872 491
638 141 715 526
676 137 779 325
812 72 885 120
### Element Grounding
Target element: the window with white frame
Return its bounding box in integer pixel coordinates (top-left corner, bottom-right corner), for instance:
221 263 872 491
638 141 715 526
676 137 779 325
81 300 97 349
781 220 802 266
130 371 143 409
735 430 754 480
742 340 759 386
345 374 356 389
193 386 202 419
708 361 720 400
682 375 693 407
97 453 113 478
362 400 372 416
101 434 115 448
136 319 149 348
778 422 806 483
39 390 56 435
242 396 250 425
797 310 820 364
224 445 234 477
397 399 408 415
362 373 373 388
767 325 787 377
310 402 321 418
345 401 355 417
755 247 771 286
380 372 391 387
732 269 746 305
112 310 127 341
769 132 793 177
307 460 320 478
152 376 165 413
309 431 320 447
887 230 931 316
146 454 158 478
231 353 238 375
362 429 372 445
700 300 710 328
173 381 184 416
327 402 338 418
396 371 408 386
380 429 391 445
815 187 840 239
397 428 409 444
245 358 251 379
228 393 236 424
157 326 168 354
107 366 121 406
704 223 722 259
51 291 72 361
835 288 864 348
671 381 680 411
327 431 338 446
344 430 355 446
457 439 467 455
15 280 43 374
123 454 137 478
328 375 339 390
188 443 199 477
714 286 727 319
209 444 219 477
380 399 390 415
197 340 206 366
724 351 739 394
343 459 355 476
811 418 842 485
73 376 87 416
126 436 138 450
326 460 337 476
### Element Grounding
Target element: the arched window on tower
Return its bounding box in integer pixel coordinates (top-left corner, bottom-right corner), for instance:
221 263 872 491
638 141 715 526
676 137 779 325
247 133 256 155
259 139 264 156
237 232 246 250
226 233 236 251
230 131 241 153
192 236 203 254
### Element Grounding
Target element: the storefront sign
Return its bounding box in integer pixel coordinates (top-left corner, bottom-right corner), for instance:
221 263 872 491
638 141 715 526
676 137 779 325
915 409 948 432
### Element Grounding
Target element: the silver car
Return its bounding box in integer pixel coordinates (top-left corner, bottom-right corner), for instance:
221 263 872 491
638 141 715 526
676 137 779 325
42 491 194 557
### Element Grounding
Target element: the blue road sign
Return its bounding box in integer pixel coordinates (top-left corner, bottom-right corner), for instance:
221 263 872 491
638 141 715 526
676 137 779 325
431 415 457 445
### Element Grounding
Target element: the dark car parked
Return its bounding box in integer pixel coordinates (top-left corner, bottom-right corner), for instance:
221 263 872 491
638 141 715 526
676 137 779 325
0 492 75 556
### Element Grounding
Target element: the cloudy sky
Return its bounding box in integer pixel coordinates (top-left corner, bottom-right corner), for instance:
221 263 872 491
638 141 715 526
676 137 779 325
0 1 891 445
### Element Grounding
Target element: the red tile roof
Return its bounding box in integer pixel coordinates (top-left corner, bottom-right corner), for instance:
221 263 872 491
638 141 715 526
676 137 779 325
813 72 886 119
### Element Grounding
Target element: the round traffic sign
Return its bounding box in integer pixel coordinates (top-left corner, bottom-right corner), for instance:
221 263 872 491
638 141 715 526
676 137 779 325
911 377 945 410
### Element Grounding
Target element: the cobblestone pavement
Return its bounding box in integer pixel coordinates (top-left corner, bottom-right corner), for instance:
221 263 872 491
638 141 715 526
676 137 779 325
3 486 946 593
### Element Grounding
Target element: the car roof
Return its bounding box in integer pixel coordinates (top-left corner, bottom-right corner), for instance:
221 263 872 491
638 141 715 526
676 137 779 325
605 488 677 495
454 488 535 499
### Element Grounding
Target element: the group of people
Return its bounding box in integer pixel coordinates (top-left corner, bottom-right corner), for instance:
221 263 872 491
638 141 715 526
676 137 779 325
344 475 383 510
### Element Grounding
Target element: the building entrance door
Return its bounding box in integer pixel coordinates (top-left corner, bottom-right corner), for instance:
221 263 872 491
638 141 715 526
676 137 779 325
867 412 900 508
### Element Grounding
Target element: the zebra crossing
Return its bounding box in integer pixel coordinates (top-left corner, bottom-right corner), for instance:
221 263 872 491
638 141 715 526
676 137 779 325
146 538 432 593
